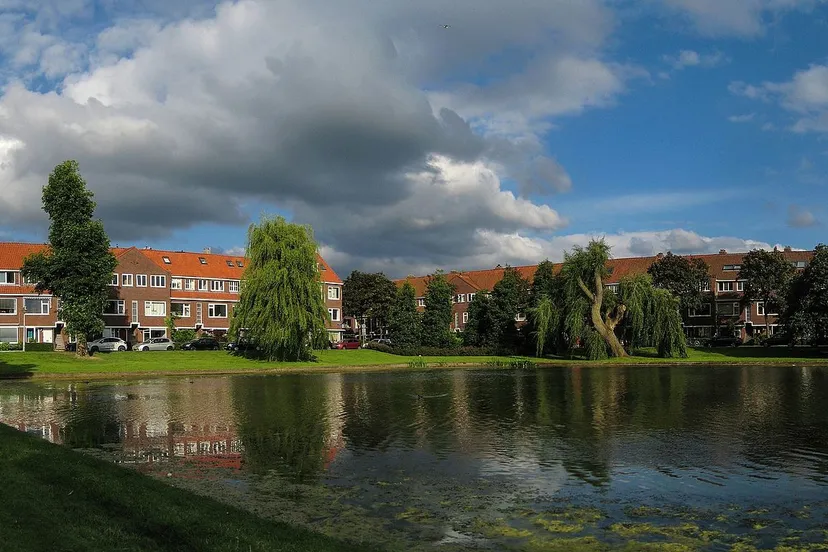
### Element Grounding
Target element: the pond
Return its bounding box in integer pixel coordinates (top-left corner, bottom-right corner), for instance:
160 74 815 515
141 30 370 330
2 366 828 551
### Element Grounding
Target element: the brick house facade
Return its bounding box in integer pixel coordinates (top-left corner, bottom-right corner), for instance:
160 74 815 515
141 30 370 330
0 242 344 347
395 247 814 342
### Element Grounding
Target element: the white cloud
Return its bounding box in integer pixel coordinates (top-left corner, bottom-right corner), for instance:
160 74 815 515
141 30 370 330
787 204 819 227
727 113 756 123
663 49 727 70
656 0 817 37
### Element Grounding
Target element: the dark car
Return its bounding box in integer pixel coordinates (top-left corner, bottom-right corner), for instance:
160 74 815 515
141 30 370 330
226 338 260 352
181 337 221 351
333 338 361 350
707 335 742 347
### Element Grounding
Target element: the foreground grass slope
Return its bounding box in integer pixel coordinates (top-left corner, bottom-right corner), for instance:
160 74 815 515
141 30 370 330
0 424 370 552
1 347 827 379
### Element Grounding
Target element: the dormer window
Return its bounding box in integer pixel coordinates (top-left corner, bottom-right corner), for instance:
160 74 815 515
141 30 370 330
226 260 234 267
199 257 207 265
236 261 244 268
162 256 171 264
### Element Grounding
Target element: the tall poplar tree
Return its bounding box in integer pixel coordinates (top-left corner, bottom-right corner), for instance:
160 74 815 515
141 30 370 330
22 160 117 357
388 282 421 349
229 216 328 361
420 271 455 347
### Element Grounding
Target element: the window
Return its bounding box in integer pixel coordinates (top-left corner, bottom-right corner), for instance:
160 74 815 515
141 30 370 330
757 302 778 316
236 261 244 268
144 301 166 317
185 279 195 291
110 273 119 286
0 271 15 284
454 312 459 327
24 298 50 314
0 298 16 315
171 278 182 290
468 293 476 303
103 300 125 315
142 329 166 342
122 274 133 287
717 302 740 317
417 298 425 307
0 327 18 343
794 260 808 268
515 313 527 322
162 256 171 264
699 280 711 292
198 257 207 265
328 308 340 321
208 304 227 318
226 260 234 267
736 281 745 292
717 281 734 292
150 275 167 288
327 286 340 300
198 279 209 291
229 281 240 293
462 311 469 324
689 303 711 317
723 264 741 271
211 280 224 292
456 294 466 303
606 284 619 293
136 274 148 287
171 303 191 317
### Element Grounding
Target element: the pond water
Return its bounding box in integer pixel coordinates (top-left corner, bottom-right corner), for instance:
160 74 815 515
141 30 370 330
2 366 828 550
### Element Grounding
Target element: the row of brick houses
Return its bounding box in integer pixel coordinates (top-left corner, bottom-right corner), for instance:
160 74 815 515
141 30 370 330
395 247 814 343
0 242 344 348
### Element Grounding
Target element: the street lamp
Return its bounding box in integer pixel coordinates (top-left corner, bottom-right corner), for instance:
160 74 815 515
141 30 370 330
22 304 27 352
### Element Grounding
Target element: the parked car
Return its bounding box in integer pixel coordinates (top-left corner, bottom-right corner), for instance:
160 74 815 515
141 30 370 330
333 338 361 350
88 337 128 353
134 337 175 351
369 338 392 346
226 338 260 352
707 335 742 347
181 337 221 351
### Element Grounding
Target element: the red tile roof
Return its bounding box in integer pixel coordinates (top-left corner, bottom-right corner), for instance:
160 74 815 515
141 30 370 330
0 242 342 284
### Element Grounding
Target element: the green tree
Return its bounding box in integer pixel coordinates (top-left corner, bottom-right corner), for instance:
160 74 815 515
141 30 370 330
529 260 564 356
463 291 495 347
647 252 710 311
229 216 328 361
388 282 421 349
420 271 455 347
738 248 796 338
782 245 828 345
489 266 531 351
342 271 397 338
21 161 117 357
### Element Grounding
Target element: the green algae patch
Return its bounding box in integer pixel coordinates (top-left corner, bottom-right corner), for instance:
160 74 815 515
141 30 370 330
533 516 585 534
472 518 533 540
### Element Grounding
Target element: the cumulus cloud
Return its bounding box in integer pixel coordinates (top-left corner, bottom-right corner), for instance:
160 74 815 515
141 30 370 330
787 205 819 227
656 0 817 37
663 49 727 70
728 113 756 123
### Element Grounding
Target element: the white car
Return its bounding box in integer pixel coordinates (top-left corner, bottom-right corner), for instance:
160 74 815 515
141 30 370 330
88 337 128 353
134 337 175 351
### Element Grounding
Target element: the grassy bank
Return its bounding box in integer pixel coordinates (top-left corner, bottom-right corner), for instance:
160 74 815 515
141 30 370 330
1 347 827 380
0 423 369 552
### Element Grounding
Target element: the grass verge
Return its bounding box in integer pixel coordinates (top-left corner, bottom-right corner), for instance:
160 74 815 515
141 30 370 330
0 423 371 552
1 347 827 380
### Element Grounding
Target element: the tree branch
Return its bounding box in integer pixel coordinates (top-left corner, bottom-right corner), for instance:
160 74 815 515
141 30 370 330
606 304 627 331
577 277 594 301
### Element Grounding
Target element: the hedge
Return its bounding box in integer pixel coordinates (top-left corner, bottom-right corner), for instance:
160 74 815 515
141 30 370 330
362 342 496 357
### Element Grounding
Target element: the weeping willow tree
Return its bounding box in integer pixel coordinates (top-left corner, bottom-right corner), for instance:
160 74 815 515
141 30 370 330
544 239 687 360
229 216 328 361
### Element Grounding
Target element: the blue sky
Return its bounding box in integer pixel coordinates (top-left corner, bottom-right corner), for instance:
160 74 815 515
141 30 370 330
0 0 826 277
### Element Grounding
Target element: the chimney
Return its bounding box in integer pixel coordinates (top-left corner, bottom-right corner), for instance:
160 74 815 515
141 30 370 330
784 246 792 252
144 246 151 250
719 249 727 255
203 247 212 254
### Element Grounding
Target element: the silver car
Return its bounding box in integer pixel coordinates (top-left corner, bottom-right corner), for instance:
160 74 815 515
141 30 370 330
88 337 128 353
134 337 175 351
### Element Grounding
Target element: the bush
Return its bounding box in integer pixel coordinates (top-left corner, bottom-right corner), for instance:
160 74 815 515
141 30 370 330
172 329 197 344
362 341 496 357
23 343 54 352
0 342 8 351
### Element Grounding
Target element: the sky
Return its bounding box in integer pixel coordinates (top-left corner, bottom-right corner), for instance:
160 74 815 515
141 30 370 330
0 0 826 278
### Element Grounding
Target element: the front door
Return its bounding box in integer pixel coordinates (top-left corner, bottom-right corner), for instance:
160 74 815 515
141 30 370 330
41 329 53 343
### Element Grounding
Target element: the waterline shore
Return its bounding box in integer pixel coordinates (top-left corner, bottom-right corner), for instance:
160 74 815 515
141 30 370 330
1 349 828 380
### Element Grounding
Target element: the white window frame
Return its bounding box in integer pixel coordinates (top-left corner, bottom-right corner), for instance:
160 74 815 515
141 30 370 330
103 300 125 315
150 275 167 288
162 256 171 264
328 308 340 322
700 280 711 292
515 313 527 322
756 302 778 316
0 271 16 285
468 293 476 303
736 281 745 292
136 274 148 287
229 281 240 293
170 278 182 290
171 302 191 317
121 273 133 287
0 297 17 315
0 327 18 343
198 279 209 291
689 304 711 317
211 280 224 292
144 301 166 317
23 298 50 315
462 311 469 324
184 279 196 291
327 286 340 300
417 298 425 307
109 273 119 286
208 303 227 318
717 281 734 292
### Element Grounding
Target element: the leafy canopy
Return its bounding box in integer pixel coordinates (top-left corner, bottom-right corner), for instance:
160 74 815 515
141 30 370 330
647 252 710 310
388 282 421 349
738 249 796 326
782 245 828 345
229 216 328 361
420 271 456 347
21 160 117 355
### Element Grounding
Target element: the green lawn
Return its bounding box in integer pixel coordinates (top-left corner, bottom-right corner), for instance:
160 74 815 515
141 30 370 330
0 424 371 552
1 347 827 379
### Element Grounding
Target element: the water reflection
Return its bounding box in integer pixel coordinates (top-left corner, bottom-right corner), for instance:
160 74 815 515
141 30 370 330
2 365 828 549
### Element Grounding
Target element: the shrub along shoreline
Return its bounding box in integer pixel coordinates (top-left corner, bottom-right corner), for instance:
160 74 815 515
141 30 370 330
1 348 828 380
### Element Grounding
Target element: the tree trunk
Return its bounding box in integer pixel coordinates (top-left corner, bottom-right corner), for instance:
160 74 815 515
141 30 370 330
76 337 88 357
579 271 629 358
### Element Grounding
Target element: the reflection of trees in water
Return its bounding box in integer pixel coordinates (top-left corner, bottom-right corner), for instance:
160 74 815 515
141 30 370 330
59 385 122 448
231 376 330 483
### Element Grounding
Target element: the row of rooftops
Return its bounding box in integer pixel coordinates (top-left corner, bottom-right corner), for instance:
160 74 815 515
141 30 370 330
394 248 815 297
0 242 343 284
